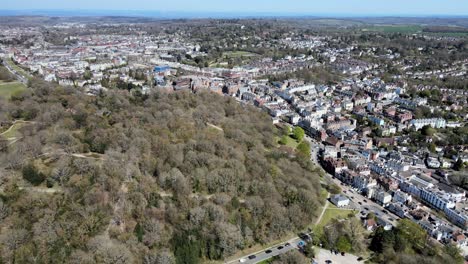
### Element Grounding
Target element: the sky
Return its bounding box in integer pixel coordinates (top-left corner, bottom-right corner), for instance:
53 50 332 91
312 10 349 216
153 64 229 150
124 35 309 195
1 0 468 17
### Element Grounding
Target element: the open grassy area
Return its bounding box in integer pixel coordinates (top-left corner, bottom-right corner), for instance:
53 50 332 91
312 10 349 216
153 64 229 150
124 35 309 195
222 51 258 58
0 81 26 99
276 135 299 149
6 58 31 78
314 208 357 232
362 25 422 33
1 121 26 140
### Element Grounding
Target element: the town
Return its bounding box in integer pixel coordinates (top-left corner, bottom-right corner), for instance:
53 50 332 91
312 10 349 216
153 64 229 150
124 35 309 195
0 16 467 264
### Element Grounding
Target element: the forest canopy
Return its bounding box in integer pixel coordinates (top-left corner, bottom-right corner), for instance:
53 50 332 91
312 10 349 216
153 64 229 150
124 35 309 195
0 79 324 263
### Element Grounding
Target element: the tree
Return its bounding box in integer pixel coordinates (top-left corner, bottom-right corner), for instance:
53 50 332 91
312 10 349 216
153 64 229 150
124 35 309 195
303 242 315 258
421 125 435 137
395 219 427 252
22 164 46 186
428 143 436 153
134 222 144 242
336 235 352 252
328 183 341 195
279 135 288 145
292 127 305 141
454 159 465 171
370 226 395 253
442 244 464 264
296 141 311 157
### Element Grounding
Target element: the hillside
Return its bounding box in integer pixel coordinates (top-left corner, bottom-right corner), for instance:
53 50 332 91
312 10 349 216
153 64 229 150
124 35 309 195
0 79 324 263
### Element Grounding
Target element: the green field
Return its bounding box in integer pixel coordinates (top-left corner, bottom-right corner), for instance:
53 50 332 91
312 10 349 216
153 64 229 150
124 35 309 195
0 81 26 98
314 207 357 232
6 58 31 78
362 25 422 33
277 135 299 149
222 51 258 58
1 121 26 140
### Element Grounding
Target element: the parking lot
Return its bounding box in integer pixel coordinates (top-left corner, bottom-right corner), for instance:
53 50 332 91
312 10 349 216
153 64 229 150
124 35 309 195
314 249 362 264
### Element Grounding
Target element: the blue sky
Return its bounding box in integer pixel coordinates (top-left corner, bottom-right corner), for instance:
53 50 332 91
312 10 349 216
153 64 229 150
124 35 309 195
2 0 468 16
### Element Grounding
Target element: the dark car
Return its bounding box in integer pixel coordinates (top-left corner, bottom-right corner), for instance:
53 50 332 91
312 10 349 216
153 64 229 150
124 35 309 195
277 246 284 250
364 207 369 210
325 261 333 264
363 199 368 202
357 257 364 261
383 210 388 214
248 255 256 260
265 249 272 254
341 252 345 256
358 201 362 205
285 243 291 247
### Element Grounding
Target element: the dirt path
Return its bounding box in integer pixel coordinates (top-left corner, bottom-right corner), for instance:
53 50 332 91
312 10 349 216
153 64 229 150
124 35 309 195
315 192 331 225
207 123 224 131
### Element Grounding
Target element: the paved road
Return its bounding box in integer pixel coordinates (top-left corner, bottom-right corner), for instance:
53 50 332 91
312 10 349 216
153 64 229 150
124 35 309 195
2 60 28 84
226 238 303 264
333 179 399 226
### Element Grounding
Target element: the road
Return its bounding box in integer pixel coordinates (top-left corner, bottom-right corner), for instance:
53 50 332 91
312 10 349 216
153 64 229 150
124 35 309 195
305 133 399 226
226 238 303 264
331 178 399 226
2 59 28 84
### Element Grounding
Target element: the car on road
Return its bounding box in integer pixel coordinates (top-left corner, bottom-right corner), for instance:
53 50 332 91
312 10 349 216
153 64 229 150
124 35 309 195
358 201 362 205
383 210 388 214
357 257 364 261
248 255 256 260
389 218 394 221
364 207 369 210
265 249 272 254
364 199 368 202
285 242 291 247
277 246 284 250
239 258 246 263
299 233 312 242
341 252 345 256
325 260 333 264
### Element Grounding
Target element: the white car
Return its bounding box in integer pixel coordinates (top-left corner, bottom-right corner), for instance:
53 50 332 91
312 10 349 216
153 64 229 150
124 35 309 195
239 258 247 263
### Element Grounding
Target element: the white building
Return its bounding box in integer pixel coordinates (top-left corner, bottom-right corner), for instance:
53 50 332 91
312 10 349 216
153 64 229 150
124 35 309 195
330 194 350 207
410 118 446 130
374 189 392 206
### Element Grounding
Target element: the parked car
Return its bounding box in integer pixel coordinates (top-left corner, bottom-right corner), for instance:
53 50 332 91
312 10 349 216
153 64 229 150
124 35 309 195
277 246 284 250
285 242 291 247
248 255 256 260
265 249 272 254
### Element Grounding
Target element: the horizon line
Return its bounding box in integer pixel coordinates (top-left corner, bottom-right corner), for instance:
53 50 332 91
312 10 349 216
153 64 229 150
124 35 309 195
0 9 467 19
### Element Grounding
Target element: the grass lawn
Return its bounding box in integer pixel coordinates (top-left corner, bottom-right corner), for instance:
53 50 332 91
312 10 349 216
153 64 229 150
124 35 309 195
276 135 299 149
222 51 258 58
0 82 26 99
362 25 422 33
1 121 26 139
6 58 31 78
314 207 357 232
